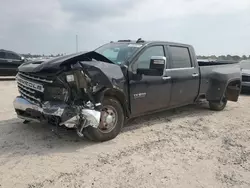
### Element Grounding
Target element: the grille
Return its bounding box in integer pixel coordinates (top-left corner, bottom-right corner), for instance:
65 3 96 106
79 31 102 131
16 72 53 105
18 72 53 83
242 75 250 82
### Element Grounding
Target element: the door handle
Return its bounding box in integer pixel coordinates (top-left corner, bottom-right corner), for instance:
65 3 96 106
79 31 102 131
192 73 199 77
7 60 13 63
162 76 171 80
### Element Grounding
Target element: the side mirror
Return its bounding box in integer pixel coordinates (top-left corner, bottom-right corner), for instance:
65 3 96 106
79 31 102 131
136 56 166 76
149 56 166 70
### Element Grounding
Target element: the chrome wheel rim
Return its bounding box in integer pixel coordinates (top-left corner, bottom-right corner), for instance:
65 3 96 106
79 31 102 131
98 105 118 133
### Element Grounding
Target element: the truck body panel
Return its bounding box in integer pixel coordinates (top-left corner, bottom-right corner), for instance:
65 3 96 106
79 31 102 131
199 62 241 101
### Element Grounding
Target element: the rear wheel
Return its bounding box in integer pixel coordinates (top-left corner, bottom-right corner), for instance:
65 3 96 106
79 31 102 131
84 97 124 142
209 96 228 111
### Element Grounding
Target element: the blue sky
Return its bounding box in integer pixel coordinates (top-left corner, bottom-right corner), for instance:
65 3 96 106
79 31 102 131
0 0 250 55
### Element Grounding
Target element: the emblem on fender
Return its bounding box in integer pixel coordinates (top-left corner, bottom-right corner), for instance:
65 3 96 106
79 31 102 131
133 93 147 99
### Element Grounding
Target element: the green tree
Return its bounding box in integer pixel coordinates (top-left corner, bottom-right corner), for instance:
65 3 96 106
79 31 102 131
226 55 233 60
218 55 226 60
232 55 240 61
242 55 247 60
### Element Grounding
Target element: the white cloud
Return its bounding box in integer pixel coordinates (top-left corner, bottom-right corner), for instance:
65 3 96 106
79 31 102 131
116 0 250 22
0 0 69 32
0 0 249 55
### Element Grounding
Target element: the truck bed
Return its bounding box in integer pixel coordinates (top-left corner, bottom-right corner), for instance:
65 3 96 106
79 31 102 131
198 61 241 101
198 60 239 66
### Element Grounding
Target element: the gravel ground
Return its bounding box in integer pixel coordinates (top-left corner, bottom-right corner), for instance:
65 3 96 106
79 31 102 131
0 80 250 188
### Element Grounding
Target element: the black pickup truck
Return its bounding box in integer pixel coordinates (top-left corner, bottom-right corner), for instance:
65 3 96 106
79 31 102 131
13 39 242 141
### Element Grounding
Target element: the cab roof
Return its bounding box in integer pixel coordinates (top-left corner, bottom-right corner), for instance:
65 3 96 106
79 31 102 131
112 39 192 48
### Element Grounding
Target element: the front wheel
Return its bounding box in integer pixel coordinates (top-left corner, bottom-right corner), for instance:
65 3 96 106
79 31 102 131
84 97 124 142
209 97 228 111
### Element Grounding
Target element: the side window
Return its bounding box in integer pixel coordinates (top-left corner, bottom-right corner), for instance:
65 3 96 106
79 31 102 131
0 52 5 59
136 46 164 69
169 46 192 68
6 53 21 60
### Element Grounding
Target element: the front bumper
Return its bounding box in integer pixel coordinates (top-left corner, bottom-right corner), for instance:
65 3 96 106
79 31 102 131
13 96 101 128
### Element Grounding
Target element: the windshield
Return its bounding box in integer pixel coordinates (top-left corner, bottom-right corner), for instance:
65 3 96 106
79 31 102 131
95 43 142 65
240 60 250 69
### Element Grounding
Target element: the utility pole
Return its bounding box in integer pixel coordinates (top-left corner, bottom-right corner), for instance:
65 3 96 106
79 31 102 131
76 34 78 53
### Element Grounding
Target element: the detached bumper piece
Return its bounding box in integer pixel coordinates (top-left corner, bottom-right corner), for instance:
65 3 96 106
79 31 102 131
13 96 101 130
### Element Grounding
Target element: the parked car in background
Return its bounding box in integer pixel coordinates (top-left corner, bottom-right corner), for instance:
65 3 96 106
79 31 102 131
0 49 26 76
240 59 250 90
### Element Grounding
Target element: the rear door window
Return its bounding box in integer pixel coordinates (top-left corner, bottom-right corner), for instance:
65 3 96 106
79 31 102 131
169 46 192 68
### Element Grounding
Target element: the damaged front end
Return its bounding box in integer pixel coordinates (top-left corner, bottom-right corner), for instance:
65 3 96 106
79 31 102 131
13 64 106 136
13 51 126 137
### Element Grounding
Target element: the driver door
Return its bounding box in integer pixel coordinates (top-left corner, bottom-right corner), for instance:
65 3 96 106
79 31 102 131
129 45 172 116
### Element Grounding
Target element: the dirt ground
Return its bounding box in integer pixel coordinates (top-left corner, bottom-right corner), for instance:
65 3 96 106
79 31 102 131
0 80 250 188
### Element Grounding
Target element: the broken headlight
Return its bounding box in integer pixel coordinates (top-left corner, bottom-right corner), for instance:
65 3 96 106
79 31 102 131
44 86 69 102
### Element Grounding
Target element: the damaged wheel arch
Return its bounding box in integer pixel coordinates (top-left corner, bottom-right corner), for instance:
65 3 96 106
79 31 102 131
95 88 130 119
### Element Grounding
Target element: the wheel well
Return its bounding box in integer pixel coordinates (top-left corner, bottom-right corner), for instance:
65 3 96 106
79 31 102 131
103 89 129 118
225 80 241 102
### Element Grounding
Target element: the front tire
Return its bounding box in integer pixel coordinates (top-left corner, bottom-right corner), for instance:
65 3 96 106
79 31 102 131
209 97 228 111
84 97 124 142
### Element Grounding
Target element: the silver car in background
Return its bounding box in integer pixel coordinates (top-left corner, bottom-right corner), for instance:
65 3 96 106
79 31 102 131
240 60 250 90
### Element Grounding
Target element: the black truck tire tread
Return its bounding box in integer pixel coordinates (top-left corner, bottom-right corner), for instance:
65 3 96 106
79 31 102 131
209 99 228 111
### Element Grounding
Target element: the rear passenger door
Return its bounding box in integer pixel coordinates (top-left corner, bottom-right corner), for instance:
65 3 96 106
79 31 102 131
166 45 200 107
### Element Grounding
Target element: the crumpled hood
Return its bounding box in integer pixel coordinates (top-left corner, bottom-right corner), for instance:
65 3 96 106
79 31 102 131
18 51 114 73
17 51 126 92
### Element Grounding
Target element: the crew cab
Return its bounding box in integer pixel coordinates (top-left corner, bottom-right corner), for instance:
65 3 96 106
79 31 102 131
13 39 242 141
